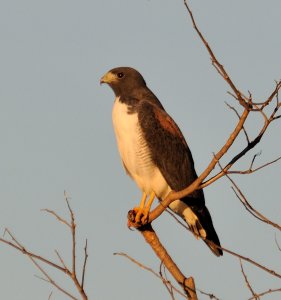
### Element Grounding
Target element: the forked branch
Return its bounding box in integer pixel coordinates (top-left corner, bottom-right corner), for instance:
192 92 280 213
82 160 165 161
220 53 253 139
0 195 88 300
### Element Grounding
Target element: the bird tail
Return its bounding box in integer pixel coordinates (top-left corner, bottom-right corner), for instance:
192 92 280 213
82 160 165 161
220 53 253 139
182 200 223 257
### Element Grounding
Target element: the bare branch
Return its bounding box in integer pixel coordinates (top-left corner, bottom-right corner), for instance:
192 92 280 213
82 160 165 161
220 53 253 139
240 260 259 299
81 239 88 289
159 263 177 300
248 288 281 300
260 80 281 109
1 196 89 300
227 174 281 230
114 252 188 299
55 250 68 270
228 151 281 177
4 229 77 300
274 234 281 252
183 0 249 107
41 209 71 228
202 114 280 189
48 291 53 300
199 290 220 300
222 245 281 279
225 101 250 143
64 193 88 300
1 230 68 273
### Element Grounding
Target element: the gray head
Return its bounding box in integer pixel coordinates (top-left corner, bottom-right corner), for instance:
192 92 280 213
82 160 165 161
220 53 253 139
100 67 147 97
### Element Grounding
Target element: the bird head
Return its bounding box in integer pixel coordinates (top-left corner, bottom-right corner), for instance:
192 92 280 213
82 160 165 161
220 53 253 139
100 67 146 97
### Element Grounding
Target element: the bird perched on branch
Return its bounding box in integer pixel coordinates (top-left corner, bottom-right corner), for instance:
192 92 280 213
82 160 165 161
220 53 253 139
100 67 222 256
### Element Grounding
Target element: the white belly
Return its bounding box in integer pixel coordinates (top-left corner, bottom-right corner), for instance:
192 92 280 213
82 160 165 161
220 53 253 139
112 97 169 198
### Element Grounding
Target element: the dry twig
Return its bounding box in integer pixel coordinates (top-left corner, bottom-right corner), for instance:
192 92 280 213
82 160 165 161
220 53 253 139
3 229 78 300
81 239 88 289
248 288 281 300
240 260 259 299
114 252 187 299
0 196 88 300
227 174 281 231
275 235 281 252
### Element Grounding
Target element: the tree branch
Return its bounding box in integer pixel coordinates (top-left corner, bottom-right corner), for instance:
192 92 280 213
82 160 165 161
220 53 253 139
137 223 198 300
0 196 89 300
114 252 188 299
248 288 281 300
226 174 281 230
240 260 259 299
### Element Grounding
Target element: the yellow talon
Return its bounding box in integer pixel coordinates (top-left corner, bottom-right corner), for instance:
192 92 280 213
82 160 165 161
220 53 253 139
133 191 156 224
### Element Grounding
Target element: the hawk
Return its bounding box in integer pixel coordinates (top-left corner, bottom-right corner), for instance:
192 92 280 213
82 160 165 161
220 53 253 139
100 67 222 256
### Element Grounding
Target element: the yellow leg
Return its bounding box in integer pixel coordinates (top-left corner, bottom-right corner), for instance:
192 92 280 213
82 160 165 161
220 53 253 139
139 192 147 209
134 191 155 224
133 192 146 223
144 191 156 214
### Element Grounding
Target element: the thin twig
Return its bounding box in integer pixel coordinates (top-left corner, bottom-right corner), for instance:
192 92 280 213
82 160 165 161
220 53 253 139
240 260 259 299
183 0 248 107
274 234 281 252
1 230 68 273
222 245 281 279
226 174 281 230
225 101 250 143
114 252 188 299
64 193 88 300
81 239 88 289
64 192 77 277
55 250 68 270
159 263 176 300
4 229 78 300
227 154 281 174
259 80 281 109
248 288 281 300
199 290 220 300
41 209 71 228
1 196 89 300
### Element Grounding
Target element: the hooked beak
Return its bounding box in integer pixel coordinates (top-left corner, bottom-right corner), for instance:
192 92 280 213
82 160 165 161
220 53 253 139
100 71 115 85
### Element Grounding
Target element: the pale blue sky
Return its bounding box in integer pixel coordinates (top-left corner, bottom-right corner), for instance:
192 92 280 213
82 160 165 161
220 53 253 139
0 1 280 299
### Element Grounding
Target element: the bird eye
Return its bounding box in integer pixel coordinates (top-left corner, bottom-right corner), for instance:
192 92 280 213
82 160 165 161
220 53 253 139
117 72 124 78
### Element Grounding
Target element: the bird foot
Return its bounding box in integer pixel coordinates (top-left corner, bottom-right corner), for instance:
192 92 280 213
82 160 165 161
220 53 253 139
127 207 149 227
133 206 150 224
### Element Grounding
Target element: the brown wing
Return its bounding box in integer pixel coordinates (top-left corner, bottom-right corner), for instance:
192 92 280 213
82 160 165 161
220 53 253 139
153 107 188 148
137 100 198 192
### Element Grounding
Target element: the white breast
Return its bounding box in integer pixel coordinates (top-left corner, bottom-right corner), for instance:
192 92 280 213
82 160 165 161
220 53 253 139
112 97 169 198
